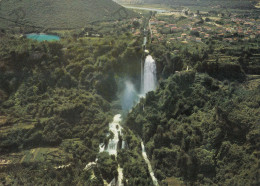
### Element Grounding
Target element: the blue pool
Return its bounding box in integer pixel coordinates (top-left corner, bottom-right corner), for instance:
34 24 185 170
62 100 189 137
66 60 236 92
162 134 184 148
26 33 60 41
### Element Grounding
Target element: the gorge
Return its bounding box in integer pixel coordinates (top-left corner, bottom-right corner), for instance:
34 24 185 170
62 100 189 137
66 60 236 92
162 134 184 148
97 54 158 185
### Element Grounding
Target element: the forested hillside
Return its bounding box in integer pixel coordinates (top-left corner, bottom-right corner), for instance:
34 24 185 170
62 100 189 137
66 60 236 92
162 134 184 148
0 0 136 29
0 31 146 184
126 71 260 185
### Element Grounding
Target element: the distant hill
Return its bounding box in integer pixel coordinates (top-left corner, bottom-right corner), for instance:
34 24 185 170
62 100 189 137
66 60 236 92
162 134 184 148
0 0 136 30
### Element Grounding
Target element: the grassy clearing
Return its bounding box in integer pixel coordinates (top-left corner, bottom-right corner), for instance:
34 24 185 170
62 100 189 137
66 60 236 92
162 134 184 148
163 177 184 186
0 147 66 166
20 147 66 163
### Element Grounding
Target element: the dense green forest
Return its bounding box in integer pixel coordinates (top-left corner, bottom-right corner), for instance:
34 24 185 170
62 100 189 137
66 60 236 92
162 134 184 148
124 7 260 183
126 71 260 185
0 32 151 184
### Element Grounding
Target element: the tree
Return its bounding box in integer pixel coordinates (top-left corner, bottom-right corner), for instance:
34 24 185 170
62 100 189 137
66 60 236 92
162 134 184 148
133 21 140 29
190 30 200 37
205 17 211 22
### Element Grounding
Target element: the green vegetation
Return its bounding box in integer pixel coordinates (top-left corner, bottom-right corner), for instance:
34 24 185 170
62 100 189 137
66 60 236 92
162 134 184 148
0 27 144 184
126 71 260 185
147 6 260 78
0 0 136 30
118 128 153 185
0 1 259 185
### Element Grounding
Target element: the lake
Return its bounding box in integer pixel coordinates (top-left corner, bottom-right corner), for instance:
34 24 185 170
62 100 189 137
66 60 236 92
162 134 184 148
26 33 60 41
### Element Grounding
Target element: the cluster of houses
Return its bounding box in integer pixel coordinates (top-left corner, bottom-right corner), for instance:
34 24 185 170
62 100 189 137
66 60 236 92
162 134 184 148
228 17 260 41
147 12 260 44
117 9 259 45
149 18 211 43
129 18 143 36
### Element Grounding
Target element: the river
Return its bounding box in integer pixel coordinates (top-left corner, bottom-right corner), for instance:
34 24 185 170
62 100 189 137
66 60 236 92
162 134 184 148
123 6 168 13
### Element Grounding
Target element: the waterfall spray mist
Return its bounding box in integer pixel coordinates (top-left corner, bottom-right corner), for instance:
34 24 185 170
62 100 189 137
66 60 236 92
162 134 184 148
121 80 139 111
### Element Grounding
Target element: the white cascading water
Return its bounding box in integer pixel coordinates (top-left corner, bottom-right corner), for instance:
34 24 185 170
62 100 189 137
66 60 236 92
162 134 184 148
141 59 144 94
106 114 122 156
143 55 157 94
85 54 158 185
99 114 122 156
141 141 159 186
140 55 159 185
99 114 124 186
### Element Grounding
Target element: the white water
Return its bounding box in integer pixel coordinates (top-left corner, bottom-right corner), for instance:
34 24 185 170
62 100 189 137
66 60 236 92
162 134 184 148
100 114 122 156
141 60 144 95
54 163 71 170
84 162 96 171
84 117 158 186
84 55 157 185
117 166 124 186
99 143 106 153
85 115 124 185
141 141 159 186
140 55 159 185
143 55 157 94
122 140 125 149
104 114 124 185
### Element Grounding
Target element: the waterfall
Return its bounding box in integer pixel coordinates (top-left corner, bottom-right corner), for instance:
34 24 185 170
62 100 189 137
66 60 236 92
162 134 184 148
100 114 124 186
122 55 157 110
122 141 126 149
105 114 122 156
143 55 157 94
141 141 159 186
140 59 144 94
117 166 124 186
88 55 157 185
140 55 159 185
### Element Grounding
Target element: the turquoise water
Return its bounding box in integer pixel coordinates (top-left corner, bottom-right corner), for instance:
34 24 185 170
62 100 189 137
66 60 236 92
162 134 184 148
26 33 60 41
